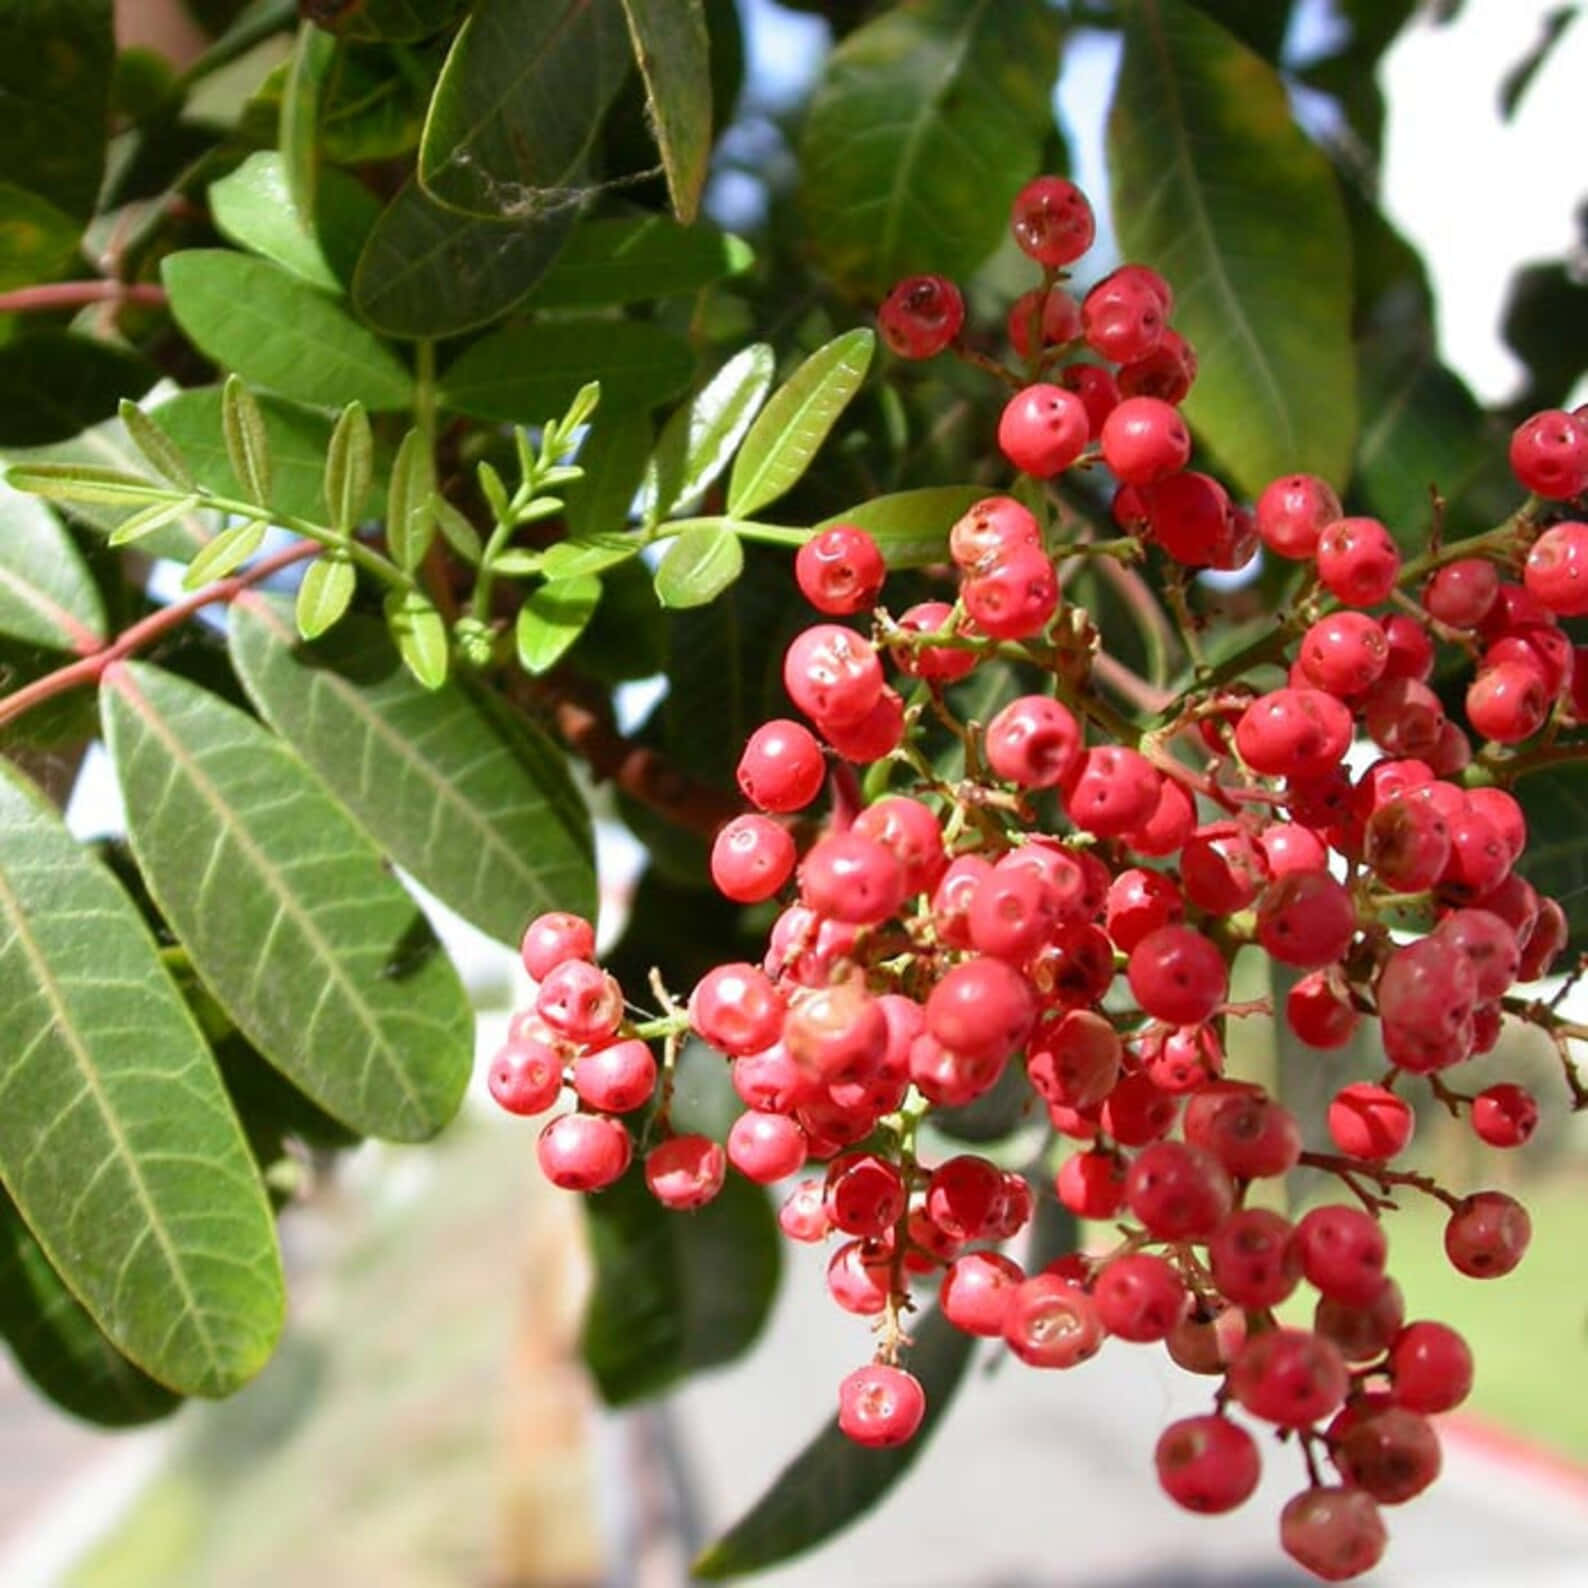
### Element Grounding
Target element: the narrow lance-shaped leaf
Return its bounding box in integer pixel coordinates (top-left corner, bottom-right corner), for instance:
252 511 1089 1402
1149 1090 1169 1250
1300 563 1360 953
694 1306 977 1577
728 328 875 518
0 489 106 652
0 761 285 1397
654 522 743 608
617 0 712 223
281 23 336 226
101 662 474 1140
107 493 205 549
181 520 267 591
117 399 195 490
230 595 596 941
323 401 373 533
386 428 436 571
295 553 356 640
222 376 272 508
384 587 450 688
0 1191 180 1427
516 574 602 673
639 344 774 524
1108 0 1357 493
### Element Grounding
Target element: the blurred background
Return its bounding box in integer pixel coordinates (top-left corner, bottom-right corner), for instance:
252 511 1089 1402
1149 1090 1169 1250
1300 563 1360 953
8 0 1588 1584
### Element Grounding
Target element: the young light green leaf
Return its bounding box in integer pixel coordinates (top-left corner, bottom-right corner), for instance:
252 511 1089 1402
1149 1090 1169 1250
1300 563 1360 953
323 401 373 533
164 252 415 411
476 461 511 523
107 493 205 548
539 534 639 581
639 344 774 523
0 761 285 1398
181 519 267 590
295 553 356 639
728 328 875 517
3 463 169 506
117 399 195 489
1109 0 1356 492
694 1305 975 1576
230 595 596 942
101 663 473 1140
221 375 272 508
515 574 601 673
0 490 106 652
384 587 449 688
385 428 436 572
581 1163 779 1406
617 0 712 222
653 522 744 608
488 549 542 577
815 484 985 567
430 493 484 564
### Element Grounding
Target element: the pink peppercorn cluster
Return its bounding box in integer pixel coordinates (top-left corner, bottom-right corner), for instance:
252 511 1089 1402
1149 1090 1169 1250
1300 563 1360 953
489 174 1588 1582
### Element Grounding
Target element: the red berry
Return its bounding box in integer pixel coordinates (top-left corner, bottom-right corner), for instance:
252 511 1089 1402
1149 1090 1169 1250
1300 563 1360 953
690 962 785 1057
1424 557 1500 628
537 960 624 1044
940 1250 1024 1337
727 1109 807 1182
889 600 978 682
794 523 886 615
1059 361 1121 435
826 1238 891 1313
820 686 905 762
1467 660 1550 743
1082 268 1167 363
571 1037 656 1113
1288 971 1359 1050
1316 516 1401 606
1105 868 1184 953
1166 1305 1246 1376
1256 871 1357 969
1143 470 1231 565
1525 519 1588 615
488 1038 564 1116
1299 612 1389 697
645 1134 726 1209
1127 776 1197 857
997 383 1090 478
1181 821 1268 914
1316 1280 1405 1363
783 624 884 728
1236 688 1353 779
1229 1327 1350 1427
1127 926 1227 1026
1063 745 1163 837
1100 396 1190 486
1280 1487 1387 1581
923 1154 1007 1242
1093 1252 1187 1342
852 796 946 896
825 1151 906 1237
1006 286 1082 357
949 494 1041 571
537 1112 632 1191
1510 408 1588 499
1444 1189 1531 1277
1333 1406 1441 1504
1055 1148 1128 1217
967 865 1060 963
878 275 964 360
1002 1275 1104 1368
1390 1320 1473 1413
1117 327 1198 405
1256 473 1341 560
1363 677 1446 758
1155 1416 1260 1514
961 545 1060 639
736 718 826 814
1126 1140 1234 1240
783 978 888 1086
520 911 595 980
1099 1071 1178 1147
711 814 795 903
1026 1009 1122 1107
1293 1204 1389 1307
1207 1208 1302 1309
1327 1082 1413 1160
777 1177 829 1241
925 956 1037 1063
1182 1084 1299 1179
1471 1082 1538 1148
1009 175 1095 266
984 694 1082 788
733 1043 812 1114
799 832 905 925
837 1363 925 1447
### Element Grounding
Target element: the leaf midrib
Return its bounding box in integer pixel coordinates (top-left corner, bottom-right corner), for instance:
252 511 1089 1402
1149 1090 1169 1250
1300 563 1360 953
0 559 99 652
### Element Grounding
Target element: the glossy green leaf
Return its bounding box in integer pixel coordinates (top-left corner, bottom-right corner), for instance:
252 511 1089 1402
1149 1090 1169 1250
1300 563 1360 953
222 376 272 509
182 519 267 589
0 333 155 447
0 1191 180 1427
505 576 594 674
799 0 1061 296
320 38 430 165
1109 0 1356 494
438 322 692 423
540 535 640 581
640 343 773 523
728 329 874 517
352 177 577 340
0 1 114 222
816 484 985 567
695 1305 975 1576
431 494 484 564
528 215 750 310
281 23 336 226
0 761 284 1396
419 0 632 219
581 1164 779 1405
654 523 743 608
1515 764 1588 954
163 252 415 411
617 0 712 223
323 402 373 533
231 595 595 940
565 410 651 540
102 662 473 1140
385 428 436 571
294 553 356 639
117 399 195 490
0 489 105 652
383 587 450 688
0 183 82 294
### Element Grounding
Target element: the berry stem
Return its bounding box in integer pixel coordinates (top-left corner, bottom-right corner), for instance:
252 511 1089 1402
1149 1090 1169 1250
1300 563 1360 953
1297 1151 1463 1213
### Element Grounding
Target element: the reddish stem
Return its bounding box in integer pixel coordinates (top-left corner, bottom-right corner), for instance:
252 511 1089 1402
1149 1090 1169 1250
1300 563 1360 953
0 281 167 316
0 540 318 729
1297 1150 1462 1213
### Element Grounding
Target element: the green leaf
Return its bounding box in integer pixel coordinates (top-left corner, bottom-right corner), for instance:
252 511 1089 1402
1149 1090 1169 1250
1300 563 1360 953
385 428 436 572
351 177 577 340
515 574 603 673
0 333 155 447
102 662 473 1139
487 548 542 576
431 493 484 564
2 462 167 506
323 402 373 533
640 343 774 523
540 534 640 581
0 182 83 295
117 399 195 490
419 0 633 219
817 484 986 567
0 0 114 222
294 553 356 639
1109 0 1357 494
209 151 381 294
438 322 692 423
0 488 105 652
0 760 284 1396
654 522 744 608
581 1164 779 1405
326 0 466 43
694 1305 976 1577
0 1191 180 1427
231 595 596 940
181 519 267 589
616 0 712 223
728 328 875 518
565 410 651 540
799 0 1062 296
528 215 751 310
163 252 415 411
106 493 205 548
1514 764 1588 954
221 375 273 508
281 23 337 226
383 587 450 687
